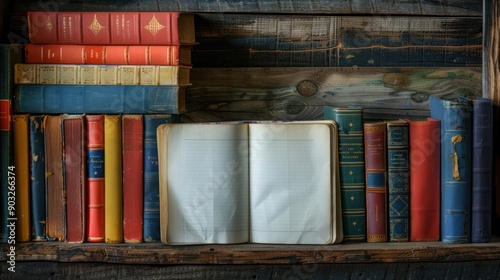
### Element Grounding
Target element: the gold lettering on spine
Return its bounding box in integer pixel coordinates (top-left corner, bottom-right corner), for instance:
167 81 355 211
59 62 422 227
451 135 463 181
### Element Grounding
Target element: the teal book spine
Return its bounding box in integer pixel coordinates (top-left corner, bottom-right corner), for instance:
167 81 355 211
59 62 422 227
29 115 47 241
386 120 410 242
324 106 366 241
0 44 23 243
143 114 180 242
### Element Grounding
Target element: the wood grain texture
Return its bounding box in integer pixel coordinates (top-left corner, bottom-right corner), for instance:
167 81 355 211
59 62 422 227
184 67 481 122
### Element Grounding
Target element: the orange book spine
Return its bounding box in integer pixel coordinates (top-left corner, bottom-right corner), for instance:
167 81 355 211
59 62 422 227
86 115 105 242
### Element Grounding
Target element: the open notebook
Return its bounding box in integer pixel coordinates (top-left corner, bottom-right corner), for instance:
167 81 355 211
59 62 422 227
157 121 342 245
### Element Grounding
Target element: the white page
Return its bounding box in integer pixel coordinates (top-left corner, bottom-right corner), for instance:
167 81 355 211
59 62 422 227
249 123 332 244
166 124 250 244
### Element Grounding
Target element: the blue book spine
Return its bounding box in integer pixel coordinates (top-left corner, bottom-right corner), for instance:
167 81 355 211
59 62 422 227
143 114 180 242
430 96 472 243
471 97 493 243
14 85 185 114
29 115 47 241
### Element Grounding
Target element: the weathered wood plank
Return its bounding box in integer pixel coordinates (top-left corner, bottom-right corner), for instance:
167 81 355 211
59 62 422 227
183 67 481 122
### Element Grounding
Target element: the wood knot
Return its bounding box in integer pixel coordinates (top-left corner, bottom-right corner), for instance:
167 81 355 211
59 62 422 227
297 80 318 97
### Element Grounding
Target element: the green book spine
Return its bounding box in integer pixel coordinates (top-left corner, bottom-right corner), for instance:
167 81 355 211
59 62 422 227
324 106 366 241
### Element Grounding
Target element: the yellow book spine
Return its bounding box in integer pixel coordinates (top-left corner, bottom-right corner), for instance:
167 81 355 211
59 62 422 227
104 115 123 243
12 114 31 242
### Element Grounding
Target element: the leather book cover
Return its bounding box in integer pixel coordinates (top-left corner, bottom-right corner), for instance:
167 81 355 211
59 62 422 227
86 114 105 242
27 12 59 43
430 96 472 243
109 12 140 44
363 122 387 243
63 114 86 243
104 115 123 243
12 114 31 242
122 115 144 243
29 115 47 241
81 12 111 44
45 115 65 241
408 118 440 242
386 120 409 242
57 12 83 44
324 106 366 241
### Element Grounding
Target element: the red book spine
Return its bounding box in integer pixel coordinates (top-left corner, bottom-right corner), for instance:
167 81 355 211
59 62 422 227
57 12 82 44
82 12 111 44
110 12 140 44
86 115 105 242
122 115 144 243
364 122 388 243
28 11 59 43
409 118 441 241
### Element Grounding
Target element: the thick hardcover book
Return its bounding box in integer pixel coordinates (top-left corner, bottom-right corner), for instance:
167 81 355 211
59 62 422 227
323 106 366 241
157 121 342 245
408 118 441 241
386 120 409 242
29 115 47 241
63 114 86 243
12 114 31 242
1 44 22 243
471 97 493 243
14 85 185 114
430 96 472 243
86 115 105 242
363 122 387 243
24 44 192 66
15 64 191 86
122 115 144 243
143 114 180 242
45 115 65 241
28 12 195 45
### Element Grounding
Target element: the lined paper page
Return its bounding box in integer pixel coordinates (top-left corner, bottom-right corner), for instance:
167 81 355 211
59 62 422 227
248 123 332 244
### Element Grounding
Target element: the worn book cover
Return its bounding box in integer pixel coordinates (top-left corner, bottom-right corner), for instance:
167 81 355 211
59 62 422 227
29 115 47 241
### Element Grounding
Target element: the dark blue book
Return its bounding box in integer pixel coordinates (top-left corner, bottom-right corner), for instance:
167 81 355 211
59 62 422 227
14 85 186 114
471 97 493 243
29 115 47 241
430 96 472 243
143 114 180 242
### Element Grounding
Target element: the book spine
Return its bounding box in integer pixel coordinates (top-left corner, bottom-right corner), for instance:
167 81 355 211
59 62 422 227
323 106 366 241
104 115 123 243
25 44 184 66
409 118 441 241
386 121 409 242
86 115 105 242
1 44 22 243
14 84 185 114
430 96 472 243
471 98 493 243
29 115 47 241
28 11 189 45
63 115 86 243
363 122 387 243
122 115 144 243
144 114 179 242
14 64 191 86
45 115 65 241
12 114 31 242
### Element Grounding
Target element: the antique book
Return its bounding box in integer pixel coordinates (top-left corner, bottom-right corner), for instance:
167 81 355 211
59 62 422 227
29 115 47 241
14 85 186 114
24 44 192 66
363 122 387 243
157 121 342 245
86 115 105 242
12 114 31 242
45 115 65 241
0 44 22 243
122 115 144 243
408 118 441 242
430 96 472 243
104 115 123 243
15 64 191 86
386 120 409 242
471 97 493 243
63 114 87 243
143 114 180 242
323 106 366 241
27 11 195 45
